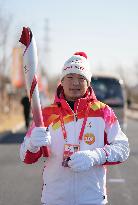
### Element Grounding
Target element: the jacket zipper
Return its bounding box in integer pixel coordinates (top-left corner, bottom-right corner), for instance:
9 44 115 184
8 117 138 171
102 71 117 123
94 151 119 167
66 100 80 204
73 101 80 205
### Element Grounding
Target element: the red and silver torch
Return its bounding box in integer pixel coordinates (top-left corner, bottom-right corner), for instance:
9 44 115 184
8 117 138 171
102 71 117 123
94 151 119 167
19 27 49 157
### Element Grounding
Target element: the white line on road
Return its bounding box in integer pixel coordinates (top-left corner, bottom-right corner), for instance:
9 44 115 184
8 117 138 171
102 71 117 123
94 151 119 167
108 178 125 183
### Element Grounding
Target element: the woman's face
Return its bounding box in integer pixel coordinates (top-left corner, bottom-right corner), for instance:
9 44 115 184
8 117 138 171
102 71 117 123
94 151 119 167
61 73 89 101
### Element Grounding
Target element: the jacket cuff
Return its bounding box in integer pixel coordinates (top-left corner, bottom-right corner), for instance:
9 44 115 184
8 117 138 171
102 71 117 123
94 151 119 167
93 148 107 165
26 138 40 153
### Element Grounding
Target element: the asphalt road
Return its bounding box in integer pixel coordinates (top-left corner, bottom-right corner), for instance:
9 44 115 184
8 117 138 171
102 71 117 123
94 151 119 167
0 118 137 205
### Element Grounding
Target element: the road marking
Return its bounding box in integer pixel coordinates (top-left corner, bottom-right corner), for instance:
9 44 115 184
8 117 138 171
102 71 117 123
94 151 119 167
108 178 125 183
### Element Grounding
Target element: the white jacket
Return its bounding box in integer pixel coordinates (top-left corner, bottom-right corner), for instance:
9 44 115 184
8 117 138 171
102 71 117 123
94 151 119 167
20 86 129 205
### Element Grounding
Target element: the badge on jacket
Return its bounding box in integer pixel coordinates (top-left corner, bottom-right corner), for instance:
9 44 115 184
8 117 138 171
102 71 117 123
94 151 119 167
62 144 80 167
84 133 95 145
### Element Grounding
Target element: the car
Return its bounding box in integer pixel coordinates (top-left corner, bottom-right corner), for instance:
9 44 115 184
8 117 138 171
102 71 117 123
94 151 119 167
91 73 127 131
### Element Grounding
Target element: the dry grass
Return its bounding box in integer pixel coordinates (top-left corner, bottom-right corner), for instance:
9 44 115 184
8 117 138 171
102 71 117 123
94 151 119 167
0 109 24 133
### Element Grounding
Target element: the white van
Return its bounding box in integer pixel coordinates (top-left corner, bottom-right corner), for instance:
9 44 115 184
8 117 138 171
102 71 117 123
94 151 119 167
91 73 127 131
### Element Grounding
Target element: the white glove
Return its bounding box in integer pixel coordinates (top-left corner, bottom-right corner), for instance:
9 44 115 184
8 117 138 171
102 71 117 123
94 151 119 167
27 127 51 152
68 149 106 172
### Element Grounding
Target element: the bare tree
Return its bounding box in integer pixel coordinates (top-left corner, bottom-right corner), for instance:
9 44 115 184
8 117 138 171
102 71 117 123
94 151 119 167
0 4 12 113
116 65 126 83
0 7 12 75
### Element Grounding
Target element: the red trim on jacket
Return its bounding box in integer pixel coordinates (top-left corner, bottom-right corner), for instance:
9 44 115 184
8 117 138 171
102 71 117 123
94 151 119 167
24 149 42 164
104 131 109 146
104 161 121 165
103 132 121 166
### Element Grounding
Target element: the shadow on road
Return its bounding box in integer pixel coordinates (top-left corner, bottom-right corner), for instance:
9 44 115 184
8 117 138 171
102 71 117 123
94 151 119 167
0 130 25 144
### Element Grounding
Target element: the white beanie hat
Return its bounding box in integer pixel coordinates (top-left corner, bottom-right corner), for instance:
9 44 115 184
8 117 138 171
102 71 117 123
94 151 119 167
61 52 92 82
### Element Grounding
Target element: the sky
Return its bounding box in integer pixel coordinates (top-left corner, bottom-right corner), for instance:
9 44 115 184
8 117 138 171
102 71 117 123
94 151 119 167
2 0 138 83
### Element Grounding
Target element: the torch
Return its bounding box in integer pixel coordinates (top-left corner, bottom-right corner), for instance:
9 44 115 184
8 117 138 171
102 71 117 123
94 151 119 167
19 27 49 157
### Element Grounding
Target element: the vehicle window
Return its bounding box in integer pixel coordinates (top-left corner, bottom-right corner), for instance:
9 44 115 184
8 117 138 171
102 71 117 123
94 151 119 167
91 77 124 104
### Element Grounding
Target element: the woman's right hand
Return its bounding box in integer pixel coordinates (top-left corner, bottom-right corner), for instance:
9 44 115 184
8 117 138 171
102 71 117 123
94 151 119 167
29 127 51 149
